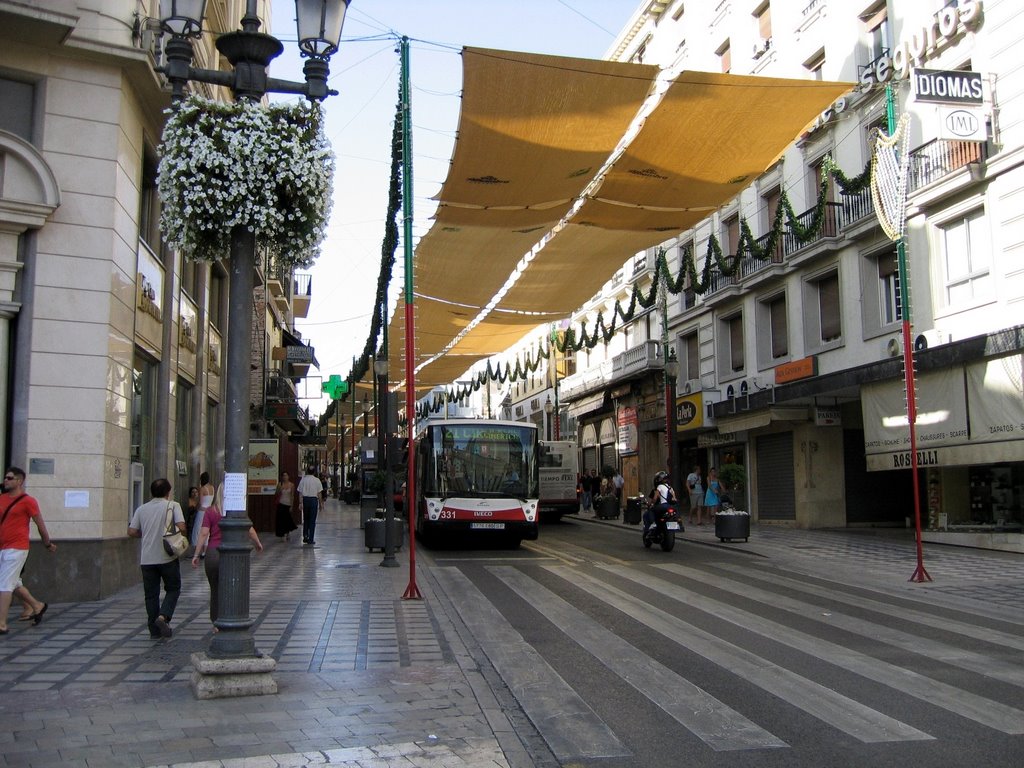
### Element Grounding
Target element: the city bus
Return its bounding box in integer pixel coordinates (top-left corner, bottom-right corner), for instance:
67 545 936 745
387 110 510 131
412 419 539 547
538 440 580 522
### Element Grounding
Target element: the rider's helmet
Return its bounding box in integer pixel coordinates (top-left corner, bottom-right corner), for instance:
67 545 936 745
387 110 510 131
654 471 669 485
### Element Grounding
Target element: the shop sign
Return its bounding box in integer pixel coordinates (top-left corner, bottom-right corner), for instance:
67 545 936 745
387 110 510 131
697 431 740 448
676 393 704 431
814 407 841 426
247 438 279 495
937 106 987 142
617 407 639 454
775 356 816 384
859 1 983 89
286 344 314 364
580 423 598 449
912 68 983 104
599 418 617 445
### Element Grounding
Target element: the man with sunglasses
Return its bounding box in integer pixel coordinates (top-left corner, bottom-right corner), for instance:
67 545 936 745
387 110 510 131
1 467 57 635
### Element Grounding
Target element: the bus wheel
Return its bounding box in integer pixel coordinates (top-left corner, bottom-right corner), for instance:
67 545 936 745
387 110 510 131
505 536 522 550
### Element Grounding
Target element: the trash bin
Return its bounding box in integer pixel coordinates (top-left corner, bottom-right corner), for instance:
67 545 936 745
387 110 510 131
364 515 405 552
624 496 643 525
714 511 750 542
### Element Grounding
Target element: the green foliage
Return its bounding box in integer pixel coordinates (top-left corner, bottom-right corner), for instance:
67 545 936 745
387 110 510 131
718 463 746 492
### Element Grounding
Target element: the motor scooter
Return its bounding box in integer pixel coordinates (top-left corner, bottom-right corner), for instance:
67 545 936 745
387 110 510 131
642 499 682 552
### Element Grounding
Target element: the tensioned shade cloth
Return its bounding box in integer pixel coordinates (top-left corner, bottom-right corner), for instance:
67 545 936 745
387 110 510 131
415 48 657 309
386 49 851 395
496 70 852 315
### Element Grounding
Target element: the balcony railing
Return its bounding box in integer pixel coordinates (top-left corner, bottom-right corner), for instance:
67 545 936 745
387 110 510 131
909 138 986 192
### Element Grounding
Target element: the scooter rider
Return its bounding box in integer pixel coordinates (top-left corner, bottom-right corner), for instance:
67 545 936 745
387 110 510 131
644 471 677 533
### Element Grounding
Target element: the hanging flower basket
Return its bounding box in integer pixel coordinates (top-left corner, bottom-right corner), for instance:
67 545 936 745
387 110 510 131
157 94 334 267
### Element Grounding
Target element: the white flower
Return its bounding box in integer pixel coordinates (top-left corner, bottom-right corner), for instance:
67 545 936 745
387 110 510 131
157 94 334 268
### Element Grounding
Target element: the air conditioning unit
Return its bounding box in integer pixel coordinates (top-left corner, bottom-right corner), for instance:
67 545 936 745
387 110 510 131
913 329 950 351
681 378 701 395
884 337 902 358
139 21 166 68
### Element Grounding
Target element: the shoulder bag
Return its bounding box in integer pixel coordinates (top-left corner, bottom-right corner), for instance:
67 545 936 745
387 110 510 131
162 503 189 557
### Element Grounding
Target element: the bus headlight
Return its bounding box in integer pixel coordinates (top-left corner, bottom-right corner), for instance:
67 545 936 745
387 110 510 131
524 501 537 522
427 500 441 521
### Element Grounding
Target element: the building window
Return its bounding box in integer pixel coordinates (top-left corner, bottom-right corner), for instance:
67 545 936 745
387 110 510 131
942 208 992 306
175 378 193 478
861 1 889 63
814 271 842 342
717 40 731 73
209 264 226 330
0 76 35 141
723 213 740 255
878 250 902 325
139 145 162 257
131 351 159 490
724 313 744 373
804 49 825 81
768 294 788 358
754 2 772 44
683 331 699 381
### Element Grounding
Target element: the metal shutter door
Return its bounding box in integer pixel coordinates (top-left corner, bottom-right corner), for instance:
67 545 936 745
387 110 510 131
756 432 795 520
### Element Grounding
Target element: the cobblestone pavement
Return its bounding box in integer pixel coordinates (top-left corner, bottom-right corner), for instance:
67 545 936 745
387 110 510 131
0 501 1020 767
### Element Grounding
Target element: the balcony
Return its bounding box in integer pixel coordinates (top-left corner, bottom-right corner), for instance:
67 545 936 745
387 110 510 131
293 272 312 318
909 138 986 192
561 341 664 403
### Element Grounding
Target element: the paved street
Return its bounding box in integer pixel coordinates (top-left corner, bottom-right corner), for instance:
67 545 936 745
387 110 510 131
0 500 1021 767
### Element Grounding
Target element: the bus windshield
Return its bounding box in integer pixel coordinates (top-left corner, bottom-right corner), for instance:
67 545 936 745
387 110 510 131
422 423 538 499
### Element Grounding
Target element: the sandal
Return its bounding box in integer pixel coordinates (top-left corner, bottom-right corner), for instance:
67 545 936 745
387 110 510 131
31 603 48 625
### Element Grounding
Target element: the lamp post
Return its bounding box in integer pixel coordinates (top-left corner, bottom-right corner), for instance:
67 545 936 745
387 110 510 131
544 396 553 441
664 347 680 489
374 359 398 567
157 0 349 670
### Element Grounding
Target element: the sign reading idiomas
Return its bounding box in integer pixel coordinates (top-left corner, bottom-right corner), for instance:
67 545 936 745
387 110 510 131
912 68 983 104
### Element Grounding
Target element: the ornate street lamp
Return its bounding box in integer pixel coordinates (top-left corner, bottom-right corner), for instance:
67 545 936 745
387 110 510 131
544 396 553 441
157 0 349 687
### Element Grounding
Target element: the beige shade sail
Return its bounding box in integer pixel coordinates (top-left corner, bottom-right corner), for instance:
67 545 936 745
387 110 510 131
382 50 852 400
496 70 852 315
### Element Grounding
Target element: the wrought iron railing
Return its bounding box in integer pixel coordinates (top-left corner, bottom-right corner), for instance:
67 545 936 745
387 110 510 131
909 138 986 192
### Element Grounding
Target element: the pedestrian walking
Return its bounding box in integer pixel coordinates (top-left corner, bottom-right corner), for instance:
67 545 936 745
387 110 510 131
191 484 263 629
686 465 705 525
580 469 594 513
274 471 299 540
297 467 324 545
0 467 57 634
128 478 186 639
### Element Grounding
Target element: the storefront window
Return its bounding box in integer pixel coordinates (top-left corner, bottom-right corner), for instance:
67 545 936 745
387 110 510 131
175 378 192 478
968 465 1022 529
131 351 158 490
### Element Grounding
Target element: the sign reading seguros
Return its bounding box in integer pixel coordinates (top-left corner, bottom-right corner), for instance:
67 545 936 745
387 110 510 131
859 0 983 89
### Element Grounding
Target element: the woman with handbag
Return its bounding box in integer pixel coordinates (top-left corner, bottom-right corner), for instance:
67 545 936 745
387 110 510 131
191 484 263 630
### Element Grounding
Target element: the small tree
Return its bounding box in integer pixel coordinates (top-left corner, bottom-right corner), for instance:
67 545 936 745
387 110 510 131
719 463 746 493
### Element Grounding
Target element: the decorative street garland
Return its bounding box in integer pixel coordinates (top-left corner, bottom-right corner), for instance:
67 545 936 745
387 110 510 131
158 94 334 266
408 156 873 421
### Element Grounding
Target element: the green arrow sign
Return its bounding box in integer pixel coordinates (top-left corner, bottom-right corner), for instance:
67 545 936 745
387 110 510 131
321 374 349 400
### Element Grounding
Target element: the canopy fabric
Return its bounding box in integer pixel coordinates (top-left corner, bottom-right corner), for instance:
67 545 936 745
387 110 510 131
496 70 852 315
388 48 852 396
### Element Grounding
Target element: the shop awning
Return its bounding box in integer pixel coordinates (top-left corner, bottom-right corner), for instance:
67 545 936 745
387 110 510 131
716 406 809 434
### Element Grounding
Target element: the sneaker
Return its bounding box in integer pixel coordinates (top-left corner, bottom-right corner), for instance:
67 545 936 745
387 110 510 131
153 616 172 638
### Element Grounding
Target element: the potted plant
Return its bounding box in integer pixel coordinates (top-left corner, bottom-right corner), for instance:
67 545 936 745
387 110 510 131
715 463 749 542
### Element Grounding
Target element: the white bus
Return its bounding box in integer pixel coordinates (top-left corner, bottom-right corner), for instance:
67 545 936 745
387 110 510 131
412 419 539 547
538 440 580 523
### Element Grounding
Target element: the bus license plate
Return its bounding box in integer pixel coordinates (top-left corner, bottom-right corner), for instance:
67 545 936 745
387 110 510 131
470 522 505 530
665 521 680 530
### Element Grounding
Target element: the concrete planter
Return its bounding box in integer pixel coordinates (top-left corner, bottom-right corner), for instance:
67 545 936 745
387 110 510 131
715 512 750 542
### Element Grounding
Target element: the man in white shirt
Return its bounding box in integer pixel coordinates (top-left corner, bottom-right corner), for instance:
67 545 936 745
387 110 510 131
128 478 186 639
296 467 324 545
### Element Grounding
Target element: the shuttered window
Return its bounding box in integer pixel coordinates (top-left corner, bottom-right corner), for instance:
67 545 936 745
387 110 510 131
817 272 841 342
